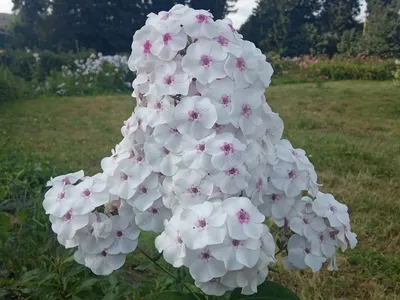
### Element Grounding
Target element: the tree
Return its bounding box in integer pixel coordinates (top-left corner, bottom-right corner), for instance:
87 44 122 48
362 0 400 57
187 0 238 20
240 0 321 57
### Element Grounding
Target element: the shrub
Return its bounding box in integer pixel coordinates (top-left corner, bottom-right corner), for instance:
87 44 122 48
394 59 400 85
0 66 30 102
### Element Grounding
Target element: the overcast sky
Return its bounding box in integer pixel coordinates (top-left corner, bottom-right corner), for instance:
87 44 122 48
0 0 367 28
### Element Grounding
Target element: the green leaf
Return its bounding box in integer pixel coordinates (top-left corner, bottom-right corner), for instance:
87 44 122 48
143 291 206 300
77 278 101 291
229 281 299 300
134 260 154 271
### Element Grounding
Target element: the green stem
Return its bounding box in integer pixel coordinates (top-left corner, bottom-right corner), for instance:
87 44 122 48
137 247 203 300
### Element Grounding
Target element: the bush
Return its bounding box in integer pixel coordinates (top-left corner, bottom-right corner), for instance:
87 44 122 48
0 66 30 102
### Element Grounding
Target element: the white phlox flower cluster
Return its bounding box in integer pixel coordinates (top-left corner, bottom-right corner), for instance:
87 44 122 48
42 4 357 296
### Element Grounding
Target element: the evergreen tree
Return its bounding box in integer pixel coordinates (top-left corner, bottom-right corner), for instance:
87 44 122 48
187 0 238 20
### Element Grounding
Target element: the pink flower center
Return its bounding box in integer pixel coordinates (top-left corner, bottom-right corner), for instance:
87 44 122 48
256 178 263 191
236 57 246 71
213 123 224 131
292 150 299 157
120 173 128 181
164 75 174 86
200 250 212 260
227 168 239 176
197 218 207 229
143 40 152 54
302 217 310 225
221 95 231 106
241 104 252 117
155 102 163 110
62 177 71 185
236 209 250 224
200 55 212 67
232 239 241 247
271 193 280 202
62 211 73 222
101 251 107 257
163 147 170 155
140 186 148 194
196 142 206 152
329 205 337 212
163 33 172 45
129 150 135 159
136 156 143 163
190 187 199 194
196 14 209 23
228 23 236 32
288 169 296 179
117 230 123 237
57 192 66 200
305 247 311 254
318 232 325 242
220 142 235 155
82 189 91 197
188 110 200 121
169 128 178 134
330 229 340 238
305 202 312 209
150 207 158 215
216 36 229 46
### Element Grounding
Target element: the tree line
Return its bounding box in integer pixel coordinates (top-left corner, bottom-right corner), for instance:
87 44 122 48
6 0 237 53
241 0 400 58
3 0 400 57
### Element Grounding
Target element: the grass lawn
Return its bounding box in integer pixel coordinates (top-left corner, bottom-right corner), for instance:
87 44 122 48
1 81 399 299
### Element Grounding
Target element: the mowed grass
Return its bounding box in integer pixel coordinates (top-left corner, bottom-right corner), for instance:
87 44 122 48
1 81 399 299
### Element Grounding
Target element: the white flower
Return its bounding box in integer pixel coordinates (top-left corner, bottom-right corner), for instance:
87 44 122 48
206 132 246 171
287 234 326 272
50 208 89 240
174 96 218 139
181 133 214 170
144 138 181 176
223 197 265 240
201 77 234 125
83 249 126 276
230 88 263 135
79 213 114 254
155 215 186 267
43 183 78 218
179 201 227 250
107 216 140 254
134 199 172 232
129 25 159 71
195 277 233 296
182 10 217 39
153 60 190 96
151 25 188 61
312 193 349 227
185 246 227 282
142 95 173 127
258 188 296 220
212 164 250 194
173 169 214 208
152 123 183 153
289 212 326 239
244 164 271 206
309 228 337 258
270 161 309 197
146 5 189 33
127 173 161 211
182 39 227 84
46 170 84 187
73 174 109 215
224 41 263 88
210 236 261 270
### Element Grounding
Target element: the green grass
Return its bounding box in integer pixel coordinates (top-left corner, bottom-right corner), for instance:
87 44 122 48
1 81 399 299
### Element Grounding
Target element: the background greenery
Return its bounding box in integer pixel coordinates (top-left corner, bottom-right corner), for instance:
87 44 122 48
1 81 399 299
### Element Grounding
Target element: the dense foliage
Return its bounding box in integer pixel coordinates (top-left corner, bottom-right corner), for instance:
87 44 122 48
240 0 400 58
